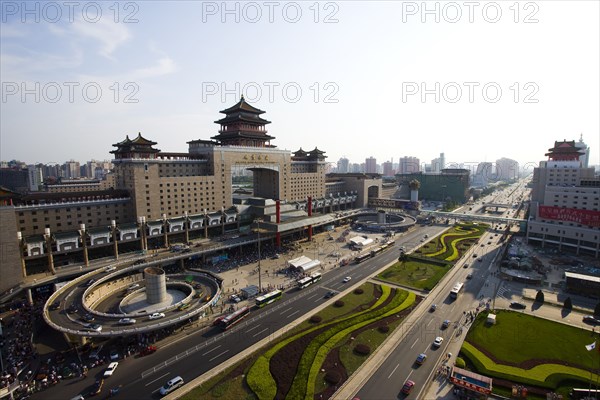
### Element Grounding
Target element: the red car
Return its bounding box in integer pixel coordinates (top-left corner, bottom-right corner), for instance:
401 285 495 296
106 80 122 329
139 345 157 356
401 380 415 395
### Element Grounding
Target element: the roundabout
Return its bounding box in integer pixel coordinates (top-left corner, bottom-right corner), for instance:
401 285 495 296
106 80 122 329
43 262 222 338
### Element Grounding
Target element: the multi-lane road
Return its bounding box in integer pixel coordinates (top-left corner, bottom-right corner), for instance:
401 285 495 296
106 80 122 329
34 225 446 399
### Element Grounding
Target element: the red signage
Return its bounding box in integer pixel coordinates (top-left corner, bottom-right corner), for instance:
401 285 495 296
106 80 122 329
450 377 492 395
538 206 600 227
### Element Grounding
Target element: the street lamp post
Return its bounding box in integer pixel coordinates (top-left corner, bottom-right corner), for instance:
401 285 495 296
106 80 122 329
79 223 89 268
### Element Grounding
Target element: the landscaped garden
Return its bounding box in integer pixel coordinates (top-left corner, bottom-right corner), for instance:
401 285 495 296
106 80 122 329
181 283 419 400
376 223 487 291
460 310 600 397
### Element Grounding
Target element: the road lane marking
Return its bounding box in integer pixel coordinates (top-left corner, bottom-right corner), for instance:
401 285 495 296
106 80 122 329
145 372 170 386
253 328 269 338
202 345 222 356
410 338 419 349
426 319 433 327
287 310 300 318
279 307 293 315
246 325 260 332
209 349 229 362
314 297 323 303
387 364 399 379
307 293 319 300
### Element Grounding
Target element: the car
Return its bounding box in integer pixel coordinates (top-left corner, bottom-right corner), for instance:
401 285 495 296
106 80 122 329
159 376 184 396
430 304 437 312
118 318 136 325
441 319 451 329
87 323 102 332
463 264 469 268
127 283 140 291
105 265 116 272
583 315 600 325
91 379 104 396
81 314 95 323
109 348 119 361
85 279 96 287
178 303 191 311
148 312 165 320
401 379 415 395
510 301 527 309
49 300 61 310
103 362 119 378
433 336 444 347
416 353 427 365
466 273 473 279
140 345 157 356
230 295 242 303
343 276 352 283
324 291 336 298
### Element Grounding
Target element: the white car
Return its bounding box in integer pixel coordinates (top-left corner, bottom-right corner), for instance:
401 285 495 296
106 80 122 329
118 318 136 325
105 266 116 272
148 312 165 320
343 276 352 283
103 362 119 377
87 323 102 332
433 336 444 347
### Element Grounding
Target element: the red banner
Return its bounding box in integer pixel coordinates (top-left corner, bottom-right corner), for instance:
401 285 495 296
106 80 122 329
538 206 600 227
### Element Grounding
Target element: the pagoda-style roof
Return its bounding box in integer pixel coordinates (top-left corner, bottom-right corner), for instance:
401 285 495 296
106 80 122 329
212 96 275 147
219 95 266 115
545 140 584 161
111 132 160 157
293 148 308 157
308 147 327 160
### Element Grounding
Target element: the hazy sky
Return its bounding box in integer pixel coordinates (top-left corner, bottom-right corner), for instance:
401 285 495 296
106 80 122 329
1 1 599 170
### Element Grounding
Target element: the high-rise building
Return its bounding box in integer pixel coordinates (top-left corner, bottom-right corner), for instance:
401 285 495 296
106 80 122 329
350 163 362 173
495 157 519 181
337 157 349 173
63 160 80 179
527 139 599 258
575 134 590 168
431 153 445 173
27 165 43 191
473 162 494 187
365 157 377 174
398 157 420 174
382 161 394 177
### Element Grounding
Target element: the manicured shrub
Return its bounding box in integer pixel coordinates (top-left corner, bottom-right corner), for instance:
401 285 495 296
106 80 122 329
378 325 390 333
535 290 544 303
310 315 322 323
455 357 466 368
334 300 345 307
354 288 364 295
354 343 370 355
324 371 342 385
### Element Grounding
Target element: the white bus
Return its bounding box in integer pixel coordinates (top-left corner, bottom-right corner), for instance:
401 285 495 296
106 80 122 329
296 272 323 289
450 282 464 299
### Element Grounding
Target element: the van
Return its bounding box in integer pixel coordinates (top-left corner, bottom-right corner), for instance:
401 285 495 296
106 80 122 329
159 376 184 396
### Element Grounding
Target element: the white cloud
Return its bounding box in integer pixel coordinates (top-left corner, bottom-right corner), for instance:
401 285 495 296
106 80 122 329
71 17 131 59
132 57 177 79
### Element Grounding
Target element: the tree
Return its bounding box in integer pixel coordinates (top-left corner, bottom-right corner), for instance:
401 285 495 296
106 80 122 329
409 179 421 191
535 290 544 303
564 297 572 310
595 301 600 317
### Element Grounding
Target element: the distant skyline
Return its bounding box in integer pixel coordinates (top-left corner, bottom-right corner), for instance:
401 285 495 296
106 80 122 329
1 1 598 168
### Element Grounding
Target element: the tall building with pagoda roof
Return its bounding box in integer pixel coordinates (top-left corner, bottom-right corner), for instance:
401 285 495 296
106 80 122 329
211 95 274 147
527 139 599 258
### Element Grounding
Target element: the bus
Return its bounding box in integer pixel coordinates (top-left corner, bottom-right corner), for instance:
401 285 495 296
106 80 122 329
450 282 464 299
216 306 250 330
354 252 372 264
255 290 283 308
297 272 323 289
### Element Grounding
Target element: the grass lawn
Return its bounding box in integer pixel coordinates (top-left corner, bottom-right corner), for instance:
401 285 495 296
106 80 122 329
377 259 449 290
466 310 598 369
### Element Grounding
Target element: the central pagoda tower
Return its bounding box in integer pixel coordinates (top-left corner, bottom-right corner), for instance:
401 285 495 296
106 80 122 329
211 96 274 147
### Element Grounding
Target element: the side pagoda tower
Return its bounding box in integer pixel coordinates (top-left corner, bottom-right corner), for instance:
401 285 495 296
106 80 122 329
211 95 274 147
